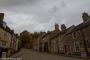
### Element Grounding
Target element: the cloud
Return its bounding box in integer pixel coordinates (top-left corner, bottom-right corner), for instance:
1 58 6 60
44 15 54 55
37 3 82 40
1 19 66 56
0 0 40 7
0 0 90 33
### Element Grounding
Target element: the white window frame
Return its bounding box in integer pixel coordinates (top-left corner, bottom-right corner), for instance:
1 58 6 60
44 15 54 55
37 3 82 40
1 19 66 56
74 42 80 52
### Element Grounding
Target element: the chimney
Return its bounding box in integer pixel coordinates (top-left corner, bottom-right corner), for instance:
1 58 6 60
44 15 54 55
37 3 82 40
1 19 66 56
0 13 4 26
55 23 60 31
82 12 90 22
61 24 66 31
0 13 4 21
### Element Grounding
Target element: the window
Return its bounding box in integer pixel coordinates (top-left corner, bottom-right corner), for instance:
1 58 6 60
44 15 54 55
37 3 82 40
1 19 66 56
2 42 6 47
0 41 6 47
74 42 80 52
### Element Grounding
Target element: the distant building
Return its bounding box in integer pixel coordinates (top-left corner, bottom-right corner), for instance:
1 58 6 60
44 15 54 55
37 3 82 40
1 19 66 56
10 33 19 55
32 32 46 51
39 24 61 53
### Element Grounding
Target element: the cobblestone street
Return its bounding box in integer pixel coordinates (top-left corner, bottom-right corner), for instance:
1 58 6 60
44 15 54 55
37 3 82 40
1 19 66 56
11 49 89 60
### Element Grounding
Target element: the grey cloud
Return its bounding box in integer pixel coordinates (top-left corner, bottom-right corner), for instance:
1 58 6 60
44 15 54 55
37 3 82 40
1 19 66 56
0 0 40 7
0 0 90 33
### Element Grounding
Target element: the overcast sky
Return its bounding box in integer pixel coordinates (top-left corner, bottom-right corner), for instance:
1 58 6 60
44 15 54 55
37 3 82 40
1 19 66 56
0 0 90 33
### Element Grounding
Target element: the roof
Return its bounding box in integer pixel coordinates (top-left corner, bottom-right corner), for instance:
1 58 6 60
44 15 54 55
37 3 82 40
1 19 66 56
42 30 61 41
49 32 61 40
65 20 90 35
64 25 76 35
42 31 52 39
74 21 90 31
0 21 13 34
6 26 13 34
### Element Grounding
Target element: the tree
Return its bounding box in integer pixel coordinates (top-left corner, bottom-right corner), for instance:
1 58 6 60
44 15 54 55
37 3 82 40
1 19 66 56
32 32 40 39
20 30 32 47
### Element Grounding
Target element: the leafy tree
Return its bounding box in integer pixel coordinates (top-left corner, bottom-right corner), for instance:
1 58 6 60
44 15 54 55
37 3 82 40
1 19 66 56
32 32 40 39
20 30 32 47
20 31 41 47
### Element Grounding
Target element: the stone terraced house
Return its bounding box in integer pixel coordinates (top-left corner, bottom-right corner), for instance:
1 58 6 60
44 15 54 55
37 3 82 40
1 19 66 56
0 13 19 57
32 12 90 57
60 12 90 57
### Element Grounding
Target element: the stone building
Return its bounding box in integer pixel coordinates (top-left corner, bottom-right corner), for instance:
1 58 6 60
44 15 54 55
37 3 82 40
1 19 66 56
72 12 90 57
32 12 90 57
32 32 46 51
61 25 76 55
61 12 90 57
10 33 19 55
49 33 61 54
0 13 19 57
0 13 12 57
39 24 61 53
40 32 52 52
32 37 40 51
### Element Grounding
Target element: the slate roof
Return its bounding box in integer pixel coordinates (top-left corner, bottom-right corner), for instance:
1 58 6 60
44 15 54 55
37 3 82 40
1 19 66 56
5 26 13 34
65 20 90 35
0 21 13 34
74 21 90 31
42 30 61 42
64 25 76 35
